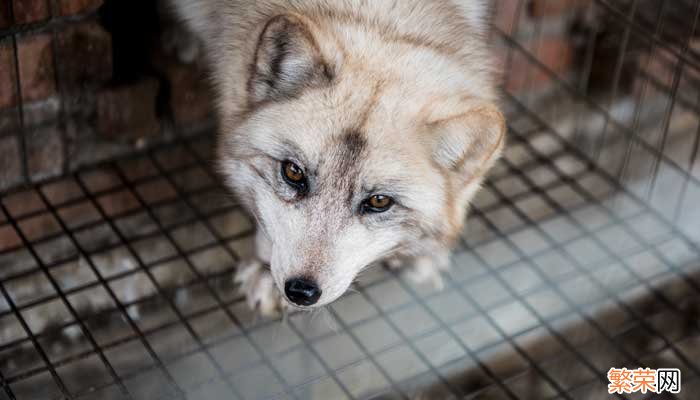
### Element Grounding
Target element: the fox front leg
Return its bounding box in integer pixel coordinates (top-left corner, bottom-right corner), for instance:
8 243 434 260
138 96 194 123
233 230 287 317
404 251 451 290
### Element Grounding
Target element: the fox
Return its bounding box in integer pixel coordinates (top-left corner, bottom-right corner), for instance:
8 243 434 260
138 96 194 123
167 0 506 316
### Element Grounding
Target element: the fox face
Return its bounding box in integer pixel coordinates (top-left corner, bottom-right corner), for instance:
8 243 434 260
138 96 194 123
218 12 505 308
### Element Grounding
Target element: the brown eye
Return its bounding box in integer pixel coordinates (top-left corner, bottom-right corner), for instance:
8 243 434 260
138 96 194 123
363 195 394 213
282 161 307 191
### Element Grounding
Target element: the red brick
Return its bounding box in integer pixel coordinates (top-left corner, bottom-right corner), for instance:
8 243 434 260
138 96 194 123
97 78 161 140
26 127 64 181
494 0 523 33
0 42 18 109
166 62 214 127
58 0 103 16
0 135 22 189
528 0 589 18
13 0 50 25
18 34 56 102
504 36 574 93
56 21 113 91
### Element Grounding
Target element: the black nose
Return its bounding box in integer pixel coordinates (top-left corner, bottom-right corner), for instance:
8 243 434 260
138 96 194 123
284 278 322 306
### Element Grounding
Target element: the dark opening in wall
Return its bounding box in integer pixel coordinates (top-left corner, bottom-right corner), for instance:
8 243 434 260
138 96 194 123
98 0 163 84
96 0 172 138
94 0 213 141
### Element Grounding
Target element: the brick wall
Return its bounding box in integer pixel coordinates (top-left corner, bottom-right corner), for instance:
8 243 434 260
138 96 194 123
0 0 214 191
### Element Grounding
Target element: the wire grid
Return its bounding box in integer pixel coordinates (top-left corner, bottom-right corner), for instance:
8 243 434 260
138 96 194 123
1 0 77 187
1 0 700 399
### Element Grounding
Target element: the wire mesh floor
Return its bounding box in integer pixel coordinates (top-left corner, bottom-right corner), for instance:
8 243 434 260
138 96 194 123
2 0 700 398
1 90 699 399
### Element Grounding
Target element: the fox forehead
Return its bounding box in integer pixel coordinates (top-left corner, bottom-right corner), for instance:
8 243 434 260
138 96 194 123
231 66 452 207
245 73 432 160
249 97 441 192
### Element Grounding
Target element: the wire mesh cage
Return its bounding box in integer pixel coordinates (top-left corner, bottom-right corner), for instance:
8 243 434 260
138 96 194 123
1 0 699 399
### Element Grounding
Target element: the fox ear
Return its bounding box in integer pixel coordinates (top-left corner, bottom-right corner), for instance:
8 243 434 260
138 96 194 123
431 102 506 180
248 14 333 104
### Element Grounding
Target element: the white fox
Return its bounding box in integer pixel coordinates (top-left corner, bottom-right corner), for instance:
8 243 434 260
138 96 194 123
168 0 505 315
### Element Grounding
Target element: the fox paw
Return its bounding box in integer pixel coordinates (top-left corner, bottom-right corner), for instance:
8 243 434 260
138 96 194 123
234 260 287 318
404 254 450 290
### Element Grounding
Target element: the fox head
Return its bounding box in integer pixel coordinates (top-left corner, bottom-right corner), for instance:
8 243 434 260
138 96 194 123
218 11 505 308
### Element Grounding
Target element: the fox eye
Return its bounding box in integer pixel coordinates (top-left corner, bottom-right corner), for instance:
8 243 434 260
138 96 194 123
281 161 308 192
362 195 394 213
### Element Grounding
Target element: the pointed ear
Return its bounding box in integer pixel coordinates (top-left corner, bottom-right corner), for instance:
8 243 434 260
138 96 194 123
248 14 333 104
431 102 506 181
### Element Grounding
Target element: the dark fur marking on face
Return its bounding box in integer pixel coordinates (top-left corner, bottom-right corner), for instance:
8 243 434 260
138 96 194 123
322 63 336 81
269 29 291 81
333 130 367 207
247 15 335 107
340 130 366 162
